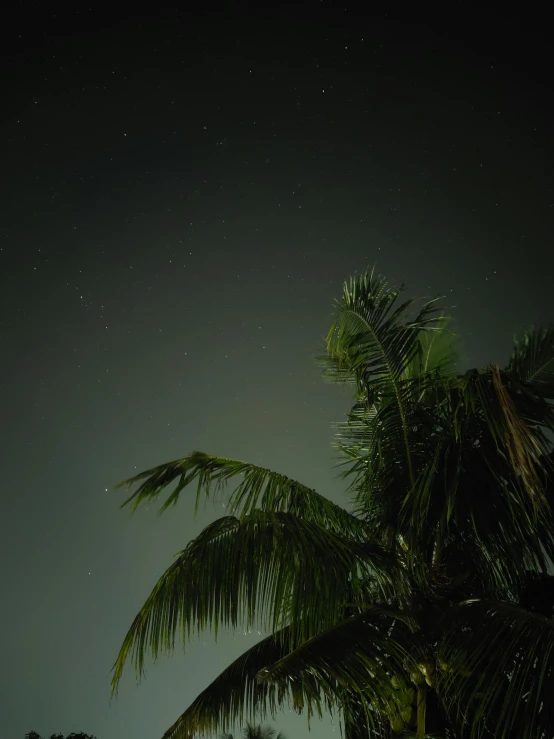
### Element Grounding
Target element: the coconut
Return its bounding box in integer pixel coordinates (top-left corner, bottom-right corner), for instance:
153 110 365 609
390 714 405 733
401 705 416 725
399 687 416 706
419 661 436 687
390 673 403 689
425 669 436 687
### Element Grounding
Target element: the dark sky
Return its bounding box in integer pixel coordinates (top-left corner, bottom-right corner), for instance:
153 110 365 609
2 3 553 738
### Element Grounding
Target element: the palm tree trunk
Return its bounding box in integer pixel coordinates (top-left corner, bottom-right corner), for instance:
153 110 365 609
416 683 427 739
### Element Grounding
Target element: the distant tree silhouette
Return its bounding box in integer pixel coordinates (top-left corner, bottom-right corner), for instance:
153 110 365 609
219 723 285 739
25 732 96 739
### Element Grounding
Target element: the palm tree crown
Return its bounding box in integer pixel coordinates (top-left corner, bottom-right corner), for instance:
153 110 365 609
112 268 554 739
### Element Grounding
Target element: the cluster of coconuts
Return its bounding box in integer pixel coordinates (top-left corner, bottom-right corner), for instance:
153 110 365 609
388 656 472 733
438 656 472 678
388 661 436 734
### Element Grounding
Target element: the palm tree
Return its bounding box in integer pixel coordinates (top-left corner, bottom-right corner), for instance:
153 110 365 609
111 268 554 739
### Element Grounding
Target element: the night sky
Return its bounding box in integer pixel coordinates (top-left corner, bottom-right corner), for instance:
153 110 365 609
2 4 553 739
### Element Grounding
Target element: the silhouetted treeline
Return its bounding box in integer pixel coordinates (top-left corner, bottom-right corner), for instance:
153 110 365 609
25 732 96 739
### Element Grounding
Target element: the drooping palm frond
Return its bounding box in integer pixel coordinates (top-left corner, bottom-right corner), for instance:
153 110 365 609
118 452 364 538
486 365 549 505
394 365 554 596
506 323 554 401
339 688 390 739
111 510 401 693
437 599 554 739
258 610 417 734
160 629 293 739
331 399 378 463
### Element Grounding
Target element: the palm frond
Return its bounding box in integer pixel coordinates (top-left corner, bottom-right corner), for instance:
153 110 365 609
111 511 400 694
324 272 444 456
437 599 554 739
160 629 293 739
320 270 453 532
331 399 378 461
117 452 364 538
340 374 452 540
406 314 462 381
390 365 554 595
258 610 416 733
506 323 554 400
340 689 390 739
489 364 550 506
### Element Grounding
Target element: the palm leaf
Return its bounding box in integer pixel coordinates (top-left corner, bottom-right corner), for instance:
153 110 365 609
406 314 462 382
340 689 390 739
111 511 400 693
320 270 457 539
385 426 548 601
388 365 554 595
258 610 416 732
323 270 445 488
437 599 554 739
507 323 554 400
160 628 293 739
117 451 364 538
331 399 378 462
